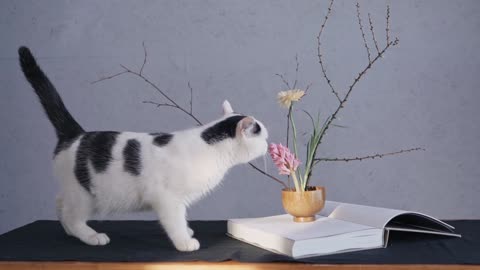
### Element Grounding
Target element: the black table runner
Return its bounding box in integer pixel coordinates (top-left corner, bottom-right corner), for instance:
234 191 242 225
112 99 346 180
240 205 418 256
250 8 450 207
0 220 478 264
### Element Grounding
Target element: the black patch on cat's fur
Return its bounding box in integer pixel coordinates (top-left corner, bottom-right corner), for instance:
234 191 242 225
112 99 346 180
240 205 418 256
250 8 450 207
252 123 261 135
74 133 95 192
152 133 173 147
123 139 142 176
74 131 119 192
89 132 119 172
201 115 246 144
54 136 80 156
18 47 85 144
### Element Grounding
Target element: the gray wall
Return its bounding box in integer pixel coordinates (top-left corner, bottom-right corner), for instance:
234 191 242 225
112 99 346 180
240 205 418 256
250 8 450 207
1 0 479 234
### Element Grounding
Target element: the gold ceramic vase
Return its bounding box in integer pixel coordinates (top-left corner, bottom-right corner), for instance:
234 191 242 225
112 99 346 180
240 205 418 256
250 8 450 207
281 186 326 222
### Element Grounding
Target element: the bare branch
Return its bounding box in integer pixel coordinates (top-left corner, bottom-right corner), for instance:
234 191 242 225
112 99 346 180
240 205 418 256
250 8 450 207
386 5 391 44
304 82 313 93
332 123 348 128
393 37 399 46
142 101 178 109
315 39 399 155
356 2 372 63
318 0 334 52
188 81 193 114
142 100 203 125
119 64 129 72
368 13 380 55
249 162 288 189
91 70 128 85
286 105 292 148
122 65 183 110
317 0 342 103
314 148 425 163
140 41 147 76
275 73 291 89
94 61 202 125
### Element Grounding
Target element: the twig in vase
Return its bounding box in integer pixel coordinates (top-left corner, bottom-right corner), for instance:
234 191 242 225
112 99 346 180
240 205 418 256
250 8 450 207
188 81 193 114
314 148 425 164
386 5 391 44
292 54 299 89
275 73 291 89
317 0 342 104
140 41 147 76
142 101 178 109
304 82 313 93
93 60 203 125
90 70 128 84
368 13 380 54
356 2 372 63
307 0 407 182
315 10 400 155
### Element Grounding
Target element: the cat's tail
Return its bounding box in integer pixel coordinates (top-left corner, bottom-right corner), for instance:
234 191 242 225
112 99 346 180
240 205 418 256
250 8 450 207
18 46 85 141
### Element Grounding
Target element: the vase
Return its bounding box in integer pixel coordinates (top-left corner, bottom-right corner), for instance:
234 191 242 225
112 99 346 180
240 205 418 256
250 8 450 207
281 186 326 222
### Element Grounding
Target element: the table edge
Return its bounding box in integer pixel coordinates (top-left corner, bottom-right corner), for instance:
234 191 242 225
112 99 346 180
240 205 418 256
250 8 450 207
0 261 479 270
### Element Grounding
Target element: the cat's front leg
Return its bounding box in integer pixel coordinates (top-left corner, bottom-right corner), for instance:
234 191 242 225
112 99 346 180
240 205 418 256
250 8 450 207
153 197 200 252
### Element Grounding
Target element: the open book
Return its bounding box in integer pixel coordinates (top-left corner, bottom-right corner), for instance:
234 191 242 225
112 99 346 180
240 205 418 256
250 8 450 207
227 201 461 258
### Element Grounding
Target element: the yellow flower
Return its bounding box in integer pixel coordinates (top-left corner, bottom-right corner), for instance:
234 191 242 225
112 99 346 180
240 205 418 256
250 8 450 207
277 89 305 108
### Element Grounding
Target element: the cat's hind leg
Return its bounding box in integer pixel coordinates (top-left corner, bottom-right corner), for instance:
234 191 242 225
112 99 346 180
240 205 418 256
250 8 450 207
56 196 72 235
57 187 110 246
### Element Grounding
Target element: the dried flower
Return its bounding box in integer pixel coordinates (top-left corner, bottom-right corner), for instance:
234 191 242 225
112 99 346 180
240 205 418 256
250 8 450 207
277 89 305 108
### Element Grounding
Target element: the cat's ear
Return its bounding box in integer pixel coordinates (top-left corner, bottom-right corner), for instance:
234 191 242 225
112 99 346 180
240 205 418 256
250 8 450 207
222 100 234 115
236 116 255 138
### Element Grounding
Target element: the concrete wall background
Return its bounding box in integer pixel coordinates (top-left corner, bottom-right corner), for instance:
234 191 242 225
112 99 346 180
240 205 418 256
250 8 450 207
1 0 479 234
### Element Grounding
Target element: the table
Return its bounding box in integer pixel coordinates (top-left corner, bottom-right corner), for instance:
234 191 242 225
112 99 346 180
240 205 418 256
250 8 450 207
0 220 479 269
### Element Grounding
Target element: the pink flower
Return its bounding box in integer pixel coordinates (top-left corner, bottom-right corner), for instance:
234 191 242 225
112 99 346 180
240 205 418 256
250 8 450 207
269 143 300 175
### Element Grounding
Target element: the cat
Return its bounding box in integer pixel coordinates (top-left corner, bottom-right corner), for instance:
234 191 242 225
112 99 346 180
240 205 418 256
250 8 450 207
18 47 268 251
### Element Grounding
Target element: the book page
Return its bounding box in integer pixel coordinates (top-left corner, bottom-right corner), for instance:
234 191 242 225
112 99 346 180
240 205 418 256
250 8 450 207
386 225 460 237
386 213 457 235
321 201 455 233
324 201 405 228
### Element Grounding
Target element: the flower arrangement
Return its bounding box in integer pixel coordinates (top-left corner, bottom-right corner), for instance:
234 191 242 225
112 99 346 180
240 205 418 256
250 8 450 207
267 1 424 192
269 89 325 192
269 89 328 192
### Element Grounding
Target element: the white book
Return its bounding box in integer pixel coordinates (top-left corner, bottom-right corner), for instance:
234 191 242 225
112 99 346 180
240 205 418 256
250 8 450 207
227 201 461 258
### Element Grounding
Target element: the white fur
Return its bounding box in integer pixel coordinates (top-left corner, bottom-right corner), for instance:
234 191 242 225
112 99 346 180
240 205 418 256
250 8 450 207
53 101 268 251
222 100 234 114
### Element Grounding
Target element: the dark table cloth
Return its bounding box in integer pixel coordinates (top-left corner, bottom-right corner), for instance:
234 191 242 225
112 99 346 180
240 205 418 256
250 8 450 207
0 220 478 264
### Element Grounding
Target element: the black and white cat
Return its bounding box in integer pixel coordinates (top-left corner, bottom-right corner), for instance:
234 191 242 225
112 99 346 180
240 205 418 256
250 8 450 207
18 47 268 251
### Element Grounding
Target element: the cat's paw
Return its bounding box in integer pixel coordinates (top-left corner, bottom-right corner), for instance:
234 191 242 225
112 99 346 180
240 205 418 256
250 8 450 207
86 233 110 246
174 237 200 252
187 227 194 237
